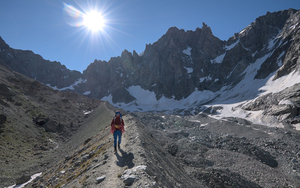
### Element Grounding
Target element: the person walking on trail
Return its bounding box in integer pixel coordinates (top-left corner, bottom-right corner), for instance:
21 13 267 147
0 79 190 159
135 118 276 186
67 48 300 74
110 111 125 152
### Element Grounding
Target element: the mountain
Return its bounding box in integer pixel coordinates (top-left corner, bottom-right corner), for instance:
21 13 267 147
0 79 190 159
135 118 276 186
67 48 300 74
1 9 299 109
1 9 300 127
0 38 82 90
1 8 300 188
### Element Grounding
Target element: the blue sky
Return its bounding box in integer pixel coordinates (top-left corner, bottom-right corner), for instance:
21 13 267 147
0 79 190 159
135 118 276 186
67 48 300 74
0 0 299 72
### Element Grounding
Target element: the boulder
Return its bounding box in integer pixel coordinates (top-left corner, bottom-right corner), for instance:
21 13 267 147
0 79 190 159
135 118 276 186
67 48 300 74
121 165 147 186
0 114 7 124
44 121 58 132
15 174 31 185
96 175 106 184
0 83 13 97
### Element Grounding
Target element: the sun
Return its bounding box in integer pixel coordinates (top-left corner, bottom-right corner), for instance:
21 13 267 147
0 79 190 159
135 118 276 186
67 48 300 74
63 3 107 33
83 11 105 32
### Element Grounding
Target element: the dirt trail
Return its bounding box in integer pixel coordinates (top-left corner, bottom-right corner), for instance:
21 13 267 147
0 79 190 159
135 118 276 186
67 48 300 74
99 124 135 188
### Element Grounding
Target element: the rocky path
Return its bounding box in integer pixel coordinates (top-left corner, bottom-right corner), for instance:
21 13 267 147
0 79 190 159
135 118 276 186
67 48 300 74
94 114 199 187
99 126 134 188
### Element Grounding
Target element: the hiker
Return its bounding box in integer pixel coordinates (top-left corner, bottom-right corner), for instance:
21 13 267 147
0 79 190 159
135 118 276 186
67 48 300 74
110 110 125 152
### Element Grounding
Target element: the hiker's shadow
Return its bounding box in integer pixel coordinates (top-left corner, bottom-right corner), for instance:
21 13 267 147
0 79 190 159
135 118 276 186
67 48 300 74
115 148 135 168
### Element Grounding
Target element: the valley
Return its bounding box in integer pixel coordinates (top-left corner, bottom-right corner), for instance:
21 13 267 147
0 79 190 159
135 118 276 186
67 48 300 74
0 8 300 187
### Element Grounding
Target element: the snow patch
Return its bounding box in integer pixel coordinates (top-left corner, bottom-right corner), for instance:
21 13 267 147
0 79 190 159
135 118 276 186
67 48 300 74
46 78 87 91
102 47 300 128
184 67 193 73
102 85 217 112
6 172 42 188
279 99 294 106
183 47 192 56
83 110 93 115
259 70 300 95
267 37 277 50
199 75 212 82
83 91 91 95
276 51 285 67
211 53 225 64
225 39 240 50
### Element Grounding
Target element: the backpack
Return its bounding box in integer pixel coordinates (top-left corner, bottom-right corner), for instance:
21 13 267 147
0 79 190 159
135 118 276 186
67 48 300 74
113 116 122 124
113 111 122 129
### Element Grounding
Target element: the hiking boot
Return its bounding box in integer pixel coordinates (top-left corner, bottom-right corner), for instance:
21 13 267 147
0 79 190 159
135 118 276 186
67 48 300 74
114 146 117 152
118 142 120 149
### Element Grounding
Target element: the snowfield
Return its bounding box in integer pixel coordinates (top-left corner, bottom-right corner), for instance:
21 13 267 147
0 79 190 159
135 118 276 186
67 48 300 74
103 63 300 129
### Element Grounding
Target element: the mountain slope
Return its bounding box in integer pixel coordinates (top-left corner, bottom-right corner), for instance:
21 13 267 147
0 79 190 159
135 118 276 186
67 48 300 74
0 65 105 187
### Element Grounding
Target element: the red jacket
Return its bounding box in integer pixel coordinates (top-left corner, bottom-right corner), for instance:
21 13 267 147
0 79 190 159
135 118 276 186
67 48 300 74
110 116 125 133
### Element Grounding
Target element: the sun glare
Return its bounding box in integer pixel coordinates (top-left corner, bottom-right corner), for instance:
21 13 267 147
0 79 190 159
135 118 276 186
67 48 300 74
62 1 123 52
83 11 105 32
63 3 106 33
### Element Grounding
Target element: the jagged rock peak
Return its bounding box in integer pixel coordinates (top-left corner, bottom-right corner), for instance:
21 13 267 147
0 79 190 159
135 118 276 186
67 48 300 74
200 22 213 34
121 49 133 59
0 36 10 49
237 8 299 39
165 22 213 37
165 26 184 36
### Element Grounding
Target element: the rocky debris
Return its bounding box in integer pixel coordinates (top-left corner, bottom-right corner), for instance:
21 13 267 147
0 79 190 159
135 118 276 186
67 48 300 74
167 143 179 156
193 168 262 188
134 112 300 187
210 135 278 168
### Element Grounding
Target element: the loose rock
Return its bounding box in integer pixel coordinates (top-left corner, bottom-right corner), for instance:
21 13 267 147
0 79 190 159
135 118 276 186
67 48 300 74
96 175 106 184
